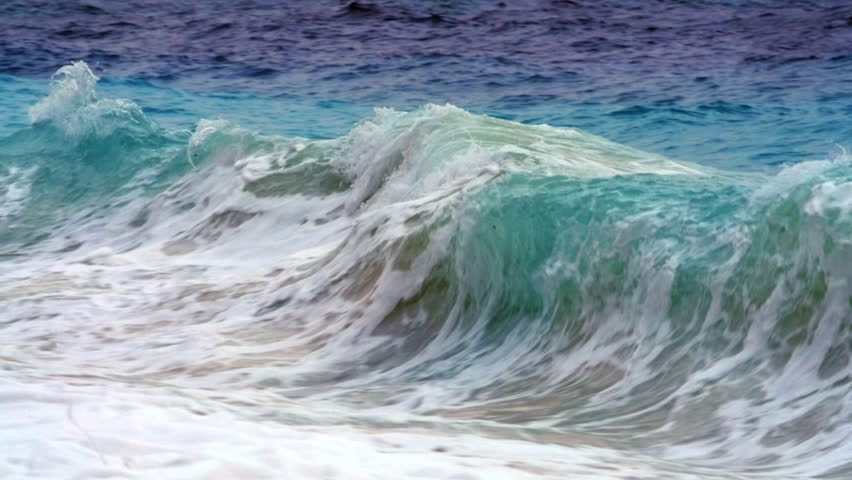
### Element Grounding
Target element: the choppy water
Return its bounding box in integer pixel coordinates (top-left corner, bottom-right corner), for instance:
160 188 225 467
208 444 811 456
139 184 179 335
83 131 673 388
2 2 852 479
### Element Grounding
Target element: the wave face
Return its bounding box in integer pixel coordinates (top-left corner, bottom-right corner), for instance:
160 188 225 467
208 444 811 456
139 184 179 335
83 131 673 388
2 63 852 480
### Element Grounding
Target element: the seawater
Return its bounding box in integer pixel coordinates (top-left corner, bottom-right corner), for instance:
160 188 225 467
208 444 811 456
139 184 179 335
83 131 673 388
1 1 852 479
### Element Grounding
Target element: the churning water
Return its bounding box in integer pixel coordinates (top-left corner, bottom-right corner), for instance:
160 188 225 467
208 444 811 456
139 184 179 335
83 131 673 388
2 1 852 479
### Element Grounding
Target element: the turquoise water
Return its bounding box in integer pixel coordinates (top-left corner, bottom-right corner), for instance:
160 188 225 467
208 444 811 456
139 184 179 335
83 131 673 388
4 71 849 172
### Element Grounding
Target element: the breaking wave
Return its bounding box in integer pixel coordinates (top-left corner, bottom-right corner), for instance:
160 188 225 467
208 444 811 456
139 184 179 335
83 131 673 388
2 62 852 479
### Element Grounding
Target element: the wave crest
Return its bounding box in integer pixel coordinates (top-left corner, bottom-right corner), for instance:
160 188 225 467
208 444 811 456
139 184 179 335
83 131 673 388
28 61 153 138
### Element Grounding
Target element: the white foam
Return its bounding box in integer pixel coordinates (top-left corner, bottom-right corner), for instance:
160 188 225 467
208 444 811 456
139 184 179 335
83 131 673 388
0 377 767 480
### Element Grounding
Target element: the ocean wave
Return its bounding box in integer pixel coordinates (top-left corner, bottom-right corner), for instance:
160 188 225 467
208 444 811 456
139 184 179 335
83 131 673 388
2 62 852 478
